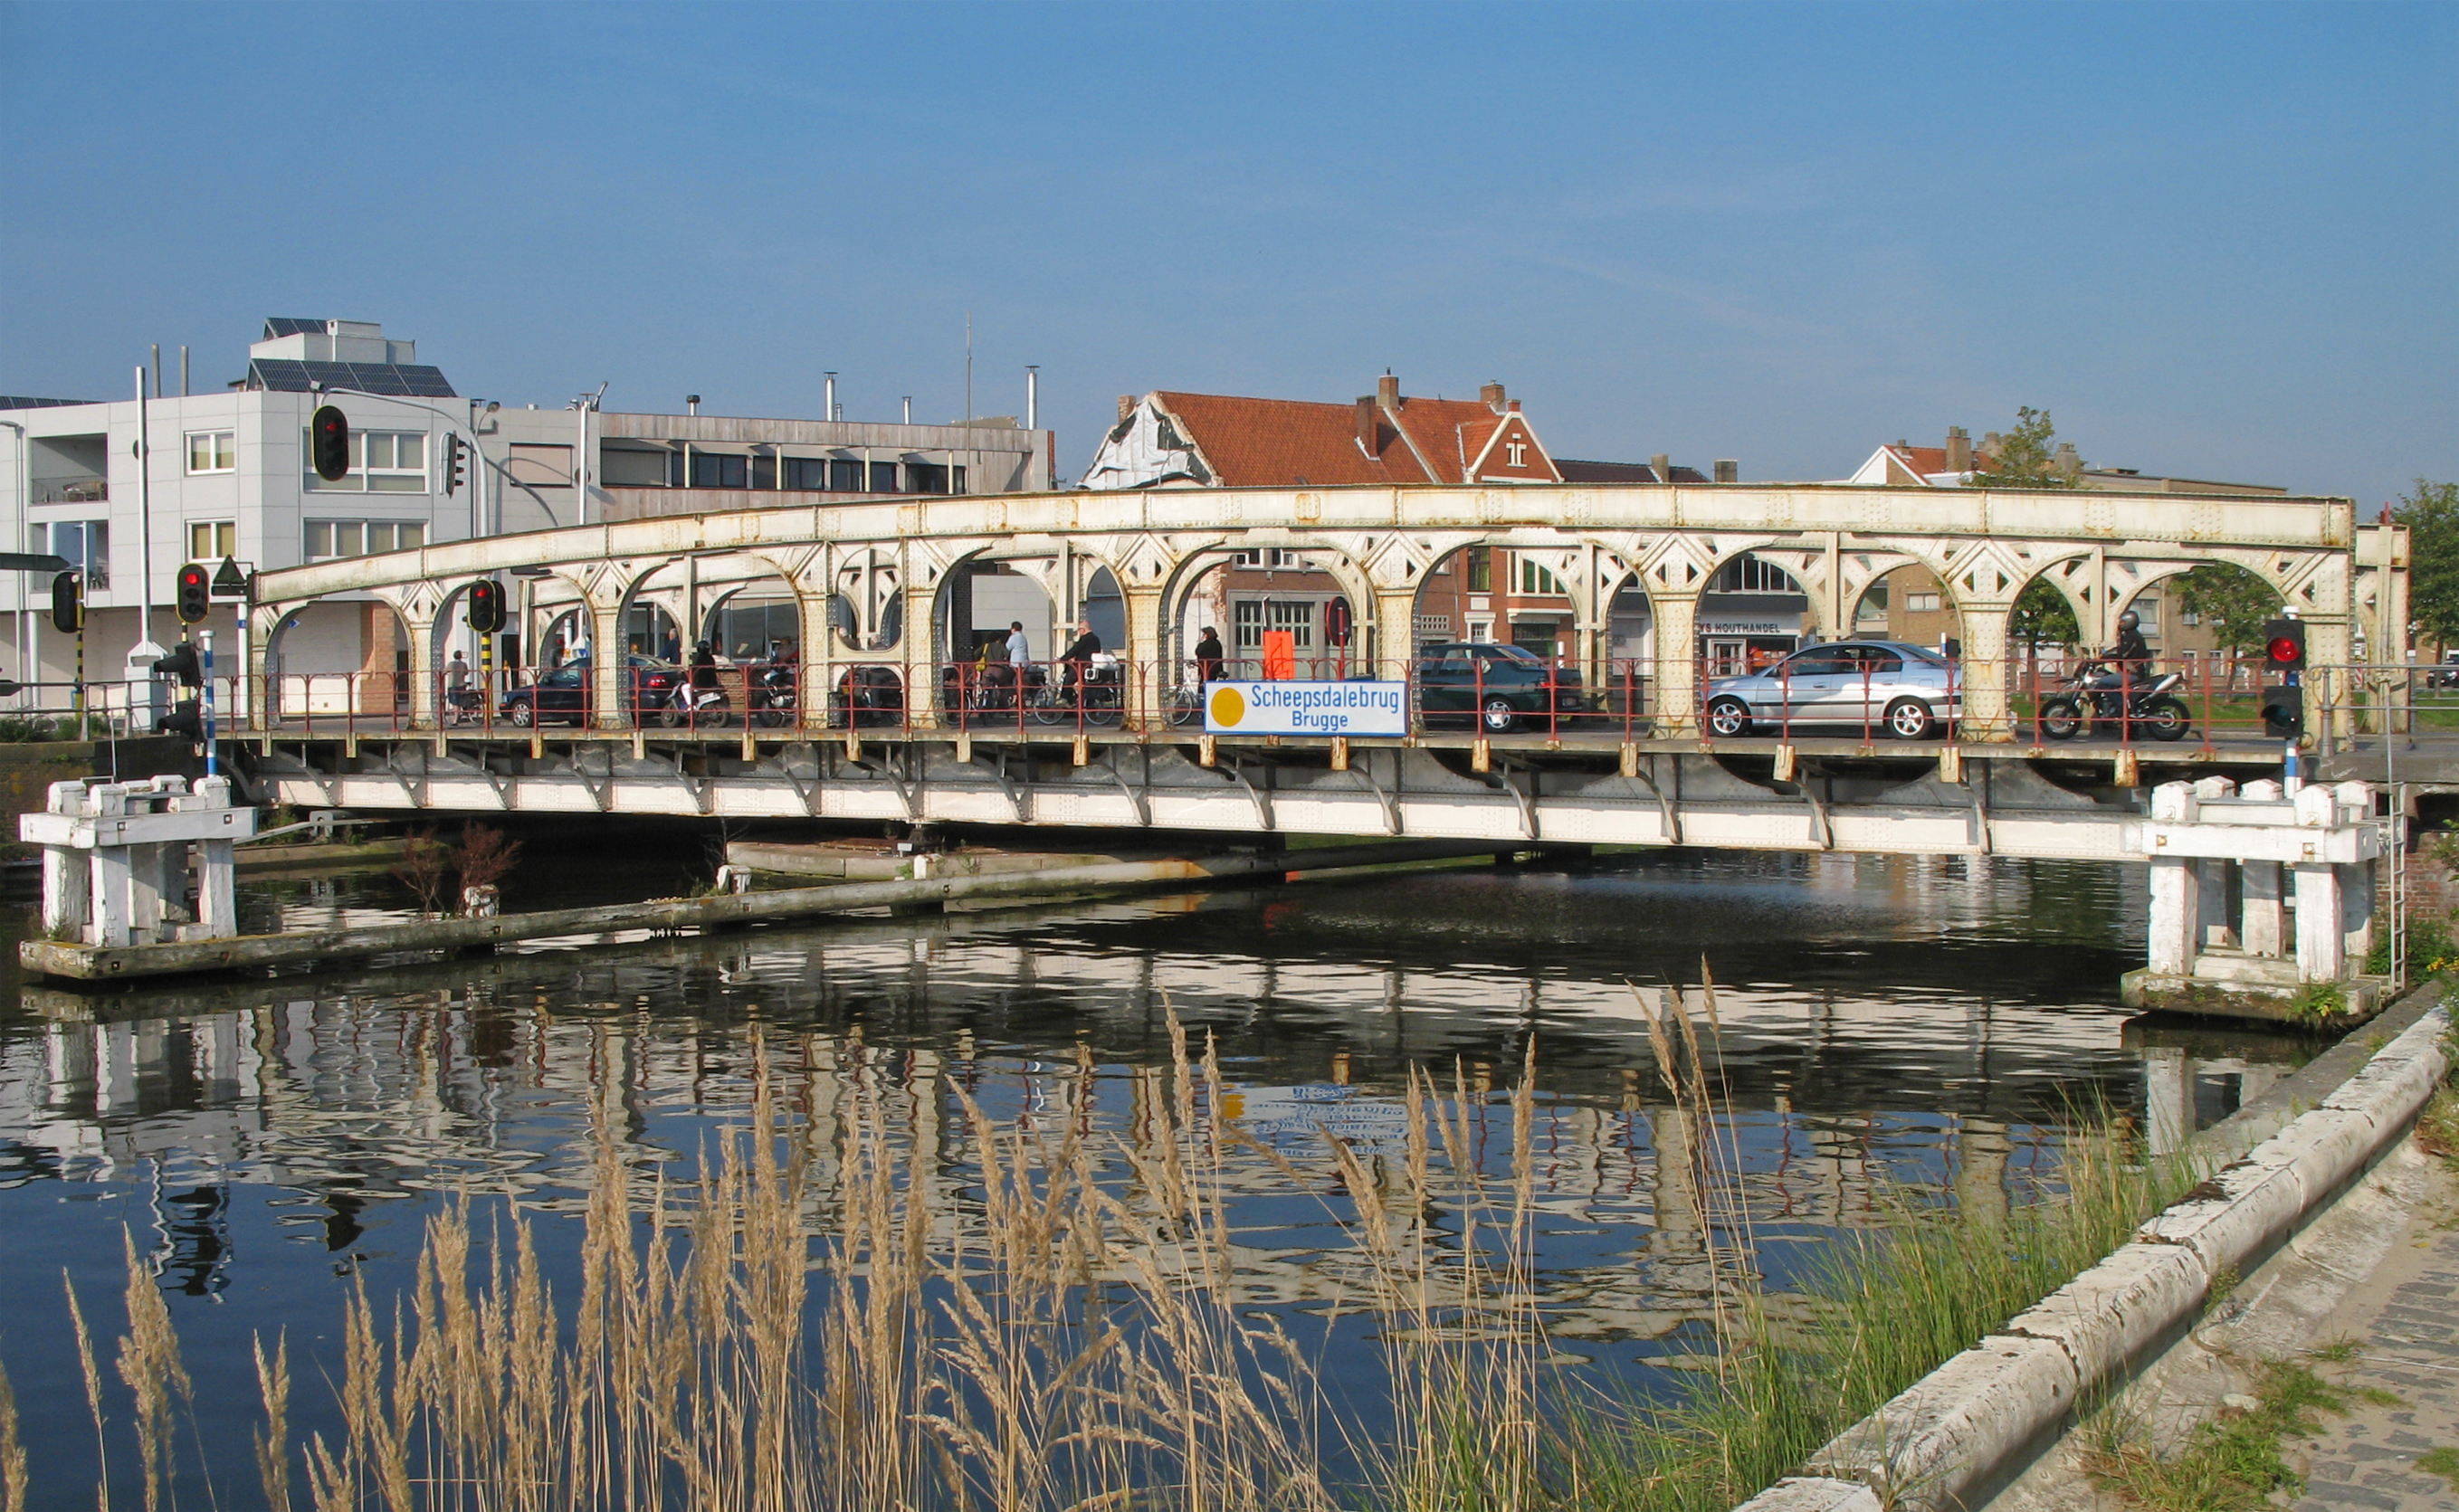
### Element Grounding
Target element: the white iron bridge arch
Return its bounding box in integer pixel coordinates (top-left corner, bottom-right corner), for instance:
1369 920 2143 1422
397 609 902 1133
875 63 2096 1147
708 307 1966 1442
246 481 2399 742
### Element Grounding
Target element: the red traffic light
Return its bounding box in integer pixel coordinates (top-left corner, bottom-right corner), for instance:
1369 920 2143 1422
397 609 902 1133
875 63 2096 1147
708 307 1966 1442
2267 636 2300 664
310 404 351 481
175 562 211 624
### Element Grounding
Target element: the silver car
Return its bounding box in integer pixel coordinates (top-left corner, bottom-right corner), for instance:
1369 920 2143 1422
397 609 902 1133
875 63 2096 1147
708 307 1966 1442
1703 641 1962 739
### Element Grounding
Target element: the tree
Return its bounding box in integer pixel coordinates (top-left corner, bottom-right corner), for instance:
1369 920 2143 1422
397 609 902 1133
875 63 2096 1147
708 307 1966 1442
2008 579 2081 647
2173 563 2283 659
1967 407 2077 489
2395 479 2459 651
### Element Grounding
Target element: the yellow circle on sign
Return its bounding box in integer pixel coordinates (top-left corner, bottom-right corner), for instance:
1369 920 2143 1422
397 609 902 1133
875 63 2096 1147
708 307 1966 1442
1209 687 1246 727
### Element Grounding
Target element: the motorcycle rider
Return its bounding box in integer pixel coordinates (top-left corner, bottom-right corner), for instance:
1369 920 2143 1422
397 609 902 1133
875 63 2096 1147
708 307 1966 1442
2088 609 2151 720
690 641 725 718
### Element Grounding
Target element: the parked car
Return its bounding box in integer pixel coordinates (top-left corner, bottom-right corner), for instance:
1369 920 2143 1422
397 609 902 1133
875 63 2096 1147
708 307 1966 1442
499 656 682 727
1415 642 1592 733
1703 641 1961 739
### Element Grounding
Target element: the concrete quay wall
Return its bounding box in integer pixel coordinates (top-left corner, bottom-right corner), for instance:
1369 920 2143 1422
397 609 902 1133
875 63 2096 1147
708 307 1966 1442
1737 984 2453 1512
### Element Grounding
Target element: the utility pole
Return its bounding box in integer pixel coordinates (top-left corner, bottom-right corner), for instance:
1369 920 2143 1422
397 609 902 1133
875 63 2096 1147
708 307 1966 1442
137 365 159 651
965 311 973 424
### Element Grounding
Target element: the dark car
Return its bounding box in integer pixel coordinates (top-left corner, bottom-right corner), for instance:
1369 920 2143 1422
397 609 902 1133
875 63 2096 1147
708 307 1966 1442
1415 642 1591 732
500 656 681 727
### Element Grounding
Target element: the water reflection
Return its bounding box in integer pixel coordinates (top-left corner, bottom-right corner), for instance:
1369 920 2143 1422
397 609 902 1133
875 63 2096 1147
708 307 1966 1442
0 850 2312 1502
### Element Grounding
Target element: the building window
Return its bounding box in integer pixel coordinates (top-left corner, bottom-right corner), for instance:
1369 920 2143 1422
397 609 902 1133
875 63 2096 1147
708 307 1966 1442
1467 547 1492 593
1268 599 1315 648
31 520 108 587
784 458 829 490
905 461 948 495
868 461 900 492
187 521 235 561
304 519 426 561
2181 609 2201 626
1907 592 1941 612
1234 599 1263 651
1855 581 1891 621
302 429 428 492
1711 554 1800 593
599 446 671 488
1517 556 1565 594
952 464 967 494
185 431 235 474
829 459 863 491
690 452 749 490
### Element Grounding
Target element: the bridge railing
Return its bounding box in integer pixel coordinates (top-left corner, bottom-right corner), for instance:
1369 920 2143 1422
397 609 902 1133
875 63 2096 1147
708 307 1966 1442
172 652 2441 749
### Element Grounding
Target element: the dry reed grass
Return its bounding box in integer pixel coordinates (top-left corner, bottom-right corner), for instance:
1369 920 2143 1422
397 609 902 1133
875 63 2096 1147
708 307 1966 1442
0 978 2183 1512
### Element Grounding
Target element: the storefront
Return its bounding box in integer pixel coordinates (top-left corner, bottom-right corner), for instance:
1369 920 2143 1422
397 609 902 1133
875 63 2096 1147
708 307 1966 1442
1696 617 1800 677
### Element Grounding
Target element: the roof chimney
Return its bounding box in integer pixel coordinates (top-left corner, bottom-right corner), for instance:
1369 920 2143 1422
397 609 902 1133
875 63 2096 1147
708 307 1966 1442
1118 395 1136 423
1479 380 1506 411
2052 441 2083 479
1714 459 1739 483
1356 396 1379 455
1945 425 1971 473
1651 453 1672 483
1377 371 1400 409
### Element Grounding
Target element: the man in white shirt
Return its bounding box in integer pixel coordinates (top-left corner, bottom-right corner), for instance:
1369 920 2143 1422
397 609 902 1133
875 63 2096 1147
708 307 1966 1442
1006 621 1031 668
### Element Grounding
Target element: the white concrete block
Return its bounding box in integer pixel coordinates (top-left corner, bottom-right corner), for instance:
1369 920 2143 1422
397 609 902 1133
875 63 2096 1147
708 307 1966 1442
2001 1240 2210 1384
2243 861 2284 956
1730 1479 1884 1512
2137 1156 2306 1275
2147 857 2200 975
1812 1335 2080 1508
2294 863 2343 981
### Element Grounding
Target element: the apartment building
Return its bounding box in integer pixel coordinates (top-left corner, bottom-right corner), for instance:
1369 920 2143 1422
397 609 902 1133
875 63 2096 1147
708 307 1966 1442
0 319 1055 699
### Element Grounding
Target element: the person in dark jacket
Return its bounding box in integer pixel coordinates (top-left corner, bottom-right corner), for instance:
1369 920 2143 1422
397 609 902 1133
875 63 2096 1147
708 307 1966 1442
1193 626 1225 685
1060 619 1101 693
691 641 722 695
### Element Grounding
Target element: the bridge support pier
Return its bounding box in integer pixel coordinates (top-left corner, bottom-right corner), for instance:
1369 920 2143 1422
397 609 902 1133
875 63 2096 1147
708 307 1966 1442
20 776 256 948
2124 777 2388 1022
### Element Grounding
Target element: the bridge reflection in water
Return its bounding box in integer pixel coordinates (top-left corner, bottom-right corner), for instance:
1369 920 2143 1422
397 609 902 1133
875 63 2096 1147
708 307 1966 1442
0 853 2304 1487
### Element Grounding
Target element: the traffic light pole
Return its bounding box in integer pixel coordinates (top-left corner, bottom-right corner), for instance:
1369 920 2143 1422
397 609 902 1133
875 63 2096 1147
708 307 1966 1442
200 630 214 779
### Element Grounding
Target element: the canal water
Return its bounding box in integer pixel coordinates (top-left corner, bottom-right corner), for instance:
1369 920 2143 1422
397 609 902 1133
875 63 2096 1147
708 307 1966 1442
0 840 2315 1503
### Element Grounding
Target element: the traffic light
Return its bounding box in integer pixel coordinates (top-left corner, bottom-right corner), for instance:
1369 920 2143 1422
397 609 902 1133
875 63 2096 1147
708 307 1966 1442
466 578 505 633
443 433 468 497
176 562 210 624
310 404 350 482
158 699 202 740
156 642 202 688
49 571 81 633
2263 617 2307 675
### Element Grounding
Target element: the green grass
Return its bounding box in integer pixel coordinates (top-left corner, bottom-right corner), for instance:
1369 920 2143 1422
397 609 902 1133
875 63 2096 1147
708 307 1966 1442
2083 1355 2356 1512
1516 1128 2198 1511
2417 1444 2459 1490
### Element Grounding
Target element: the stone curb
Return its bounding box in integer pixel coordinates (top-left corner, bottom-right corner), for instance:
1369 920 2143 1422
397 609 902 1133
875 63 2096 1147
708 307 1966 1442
1731 988 2453 1512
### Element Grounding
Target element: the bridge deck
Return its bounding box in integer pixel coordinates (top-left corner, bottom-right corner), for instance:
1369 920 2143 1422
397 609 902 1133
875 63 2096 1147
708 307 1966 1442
229 724 2340 864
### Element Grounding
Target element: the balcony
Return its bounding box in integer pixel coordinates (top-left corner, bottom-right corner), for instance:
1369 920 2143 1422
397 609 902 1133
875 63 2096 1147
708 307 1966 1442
32 477 106 506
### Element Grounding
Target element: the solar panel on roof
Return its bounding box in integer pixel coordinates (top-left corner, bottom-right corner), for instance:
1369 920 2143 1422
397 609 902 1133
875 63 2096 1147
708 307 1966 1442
0 395 97 410
262 318 331 339
245 357 456 398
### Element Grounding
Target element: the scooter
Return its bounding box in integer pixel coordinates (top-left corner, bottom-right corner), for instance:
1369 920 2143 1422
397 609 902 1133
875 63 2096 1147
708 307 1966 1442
2036 660 2192 741
659 680 731 728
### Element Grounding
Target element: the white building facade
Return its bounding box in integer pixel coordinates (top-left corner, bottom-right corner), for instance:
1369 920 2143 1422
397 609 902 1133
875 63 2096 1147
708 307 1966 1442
0 319 1055 710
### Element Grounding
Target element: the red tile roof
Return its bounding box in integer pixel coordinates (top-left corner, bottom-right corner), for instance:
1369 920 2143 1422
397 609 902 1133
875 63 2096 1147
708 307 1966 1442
1150 390 1553 487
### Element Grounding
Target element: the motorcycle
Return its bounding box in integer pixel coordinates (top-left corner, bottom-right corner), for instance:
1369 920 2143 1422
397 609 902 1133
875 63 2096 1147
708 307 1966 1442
2035 659 2192 742
1029 652 1123 727
658 678 731 728
748 663 797 728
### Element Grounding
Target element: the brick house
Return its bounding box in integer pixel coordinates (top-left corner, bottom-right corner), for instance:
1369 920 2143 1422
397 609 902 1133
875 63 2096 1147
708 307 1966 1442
1079 375 1733 671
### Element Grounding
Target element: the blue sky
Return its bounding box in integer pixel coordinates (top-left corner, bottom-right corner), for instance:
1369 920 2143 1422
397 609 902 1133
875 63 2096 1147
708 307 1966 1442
2 2 2450 504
